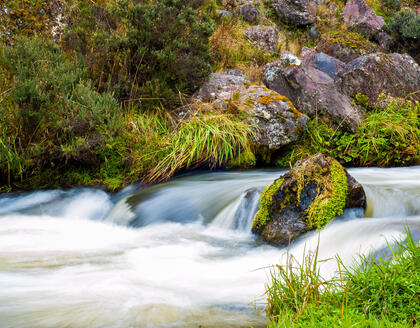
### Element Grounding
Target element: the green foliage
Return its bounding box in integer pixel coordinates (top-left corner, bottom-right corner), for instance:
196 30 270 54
276 96 420 167
385 11 420 61
252 178 284 231
65 0 215 107
265 229 419 327
380 0 401 11
306 161 347 229
0 36 125 187
143 112 256 182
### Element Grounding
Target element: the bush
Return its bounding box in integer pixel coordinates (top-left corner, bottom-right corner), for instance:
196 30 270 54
0 36 125 187
380 0 401 11
65 0 215 108
385 11 420 62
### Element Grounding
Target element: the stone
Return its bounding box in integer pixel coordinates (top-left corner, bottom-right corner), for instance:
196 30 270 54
263 60 363 130
245 25 278 53
337 53 420 105
192 72 309 153
343 0 392 49
251 153 366 245
216 9 233 19
301 50 345 79
236 2 260 23
309 25 318 39
271 0 316 26
343 0 384 37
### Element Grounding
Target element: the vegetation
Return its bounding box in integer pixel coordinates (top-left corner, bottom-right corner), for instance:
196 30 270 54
265 229 419 327
385 11 420 62
64 0 215 107
277 95 420 168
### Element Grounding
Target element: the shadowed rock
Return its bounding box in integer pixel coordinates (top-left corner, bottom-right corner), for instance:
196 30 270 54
271 0 315 26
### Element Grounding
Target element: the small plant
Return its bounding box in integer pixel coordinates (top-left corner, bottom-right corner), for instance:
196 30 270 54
380 0 401 11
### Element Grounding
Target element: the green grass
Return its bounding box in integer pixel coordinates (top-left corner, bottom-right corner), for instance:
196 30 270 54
276 95 420 168
265 228 419 327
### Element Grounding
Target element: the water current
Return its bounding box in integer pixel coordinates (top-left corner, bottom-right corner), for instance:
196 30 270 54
0 167 419 328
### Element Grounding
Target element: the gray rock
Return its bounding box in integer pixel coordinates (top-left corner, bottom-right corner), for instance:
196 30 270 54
309 25 318 39
263 60 363 130
337 53 420 105
245 25 278 53
236 2 260 23
252 153 366 245
271 0 316 26
216 9 233 19
193 72 309 152
314 52 345 79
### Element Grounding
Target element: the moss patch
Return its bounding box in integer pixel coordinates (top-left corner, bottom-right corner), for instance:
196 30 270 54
306 161 348 229
252 178 284 231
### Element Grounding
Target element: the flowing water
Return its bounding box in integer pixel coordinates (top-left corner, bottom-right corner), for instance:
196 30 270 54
0 167 419 328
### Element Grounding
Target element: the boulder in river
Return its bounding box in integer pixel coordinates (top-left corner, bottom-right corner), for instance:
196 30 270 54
251 153 366 245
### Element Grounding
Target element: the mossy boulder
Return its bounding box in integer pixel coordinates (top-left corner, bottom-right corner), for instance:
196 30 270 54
252 153 366 245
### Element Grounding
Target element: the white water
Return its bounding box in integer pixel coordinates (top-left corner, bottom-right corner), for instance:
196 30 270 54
0 167 419 328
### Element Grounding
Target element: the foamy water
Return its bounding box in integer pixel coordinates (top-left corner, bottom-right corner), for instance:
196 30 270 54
0 167 419 328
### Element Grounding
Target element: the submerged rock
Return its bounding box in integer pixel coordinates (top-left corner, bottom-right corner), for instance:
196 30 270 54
251 154 366 245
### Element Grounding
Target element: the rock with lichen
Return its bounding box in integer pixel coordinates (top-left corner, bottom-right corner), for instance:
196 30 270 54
245 25 278 53
263 57 363 130
271 0 316 26
337 53 420 105
251 153 366 245
182 71 309 155
236 2 260 23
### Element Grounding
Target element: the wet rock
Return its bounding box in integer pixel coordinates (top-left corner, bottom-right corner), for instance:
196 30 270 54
263 58 363 130
191 72 309 152
236 2 260 23
337 53 420 105
252 153 366 245
271 0 316 26
245 25 278 53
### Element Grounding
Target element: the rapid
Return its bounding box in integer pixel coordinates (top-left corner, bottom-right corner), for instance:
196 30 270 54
0 167 419 328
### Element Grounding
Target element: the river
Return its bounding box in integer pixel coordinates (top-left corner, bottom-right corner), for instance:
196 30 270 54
0 167 419 328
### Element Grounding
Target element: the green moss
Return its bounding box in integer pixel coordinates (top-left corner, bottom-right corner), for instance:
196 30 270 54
252 178 284 231
306 161 348 229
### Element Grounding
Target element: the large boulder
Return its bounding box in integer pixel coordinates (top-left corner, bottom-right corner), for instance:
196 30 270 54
337 53 420 105
190 72 309 153
343 0 392 49
245 25 278 53
271 0 316 26
252 153 366 245
263 57 363 130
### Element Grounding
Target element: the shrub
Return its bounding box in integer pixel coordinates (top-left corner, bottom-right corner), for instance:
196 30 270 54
65 0 215 108
380 0 401 11
0 36 125 187
385 11 420 61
